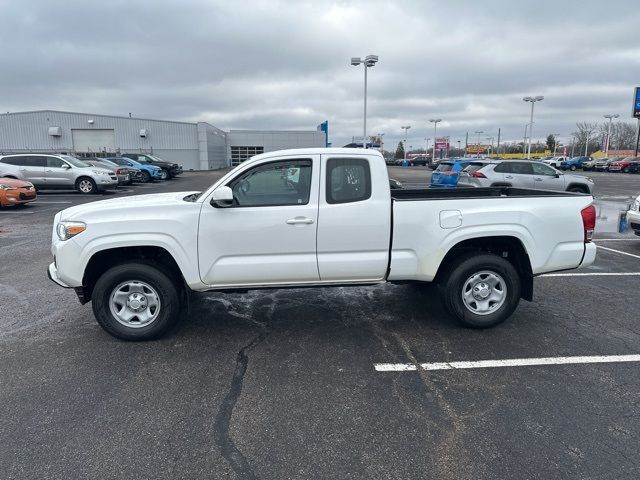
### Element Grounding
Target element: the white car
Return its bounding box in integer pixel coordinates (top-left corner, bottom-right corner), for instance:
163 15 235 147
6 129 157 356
628 195 640 236
48 148 597 340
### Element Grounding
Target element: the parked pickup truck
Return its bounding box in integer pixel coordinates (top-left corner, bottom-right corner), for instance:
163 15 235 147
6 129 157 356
48 148 597 340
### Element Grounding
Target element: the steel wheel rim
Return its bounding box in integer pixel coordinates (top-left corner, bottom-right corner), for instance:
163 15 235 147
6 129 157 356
160 170 168 180
79 180 93 193
109 280 161 328
461 271 506 316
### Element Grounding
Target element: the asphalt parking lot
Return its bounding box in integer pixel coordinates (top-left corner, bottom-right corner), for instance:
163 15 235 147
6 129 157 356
2 168 640 479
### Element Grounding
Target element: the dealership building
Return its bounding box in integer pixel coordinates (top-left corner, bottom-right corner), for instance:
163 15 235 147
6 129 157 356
0 110 327 170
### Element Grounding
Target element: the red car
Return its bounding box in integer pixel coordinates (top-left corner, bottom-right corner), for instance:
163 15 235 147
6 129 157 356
0 178 37 207
608 157 635 173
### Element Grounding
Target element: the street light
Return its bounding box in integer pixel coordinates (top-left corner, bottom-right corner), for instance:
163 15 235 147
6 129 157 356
486 136 495 156
551 133 560 156
351 54 379 149
401 125 411 161
474 130 484 157
424 137 430 156
603 114 619 157
523 96 544 159
430 119 442 160
457 140 461 155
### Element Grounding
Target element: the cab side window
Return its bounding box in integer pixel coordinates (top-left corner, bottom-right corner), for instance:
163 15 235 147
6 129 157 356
326 158 371 204
532 163 556 176
228 159 312 207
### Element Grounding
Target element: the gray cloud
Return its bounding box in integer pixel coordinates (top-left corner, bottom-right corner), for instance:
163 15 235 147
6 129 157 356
1 0 638 149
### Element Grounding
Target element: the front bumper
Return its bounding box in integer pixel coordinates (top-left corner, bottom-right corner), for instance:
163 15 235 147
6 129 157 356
47 262 70 288
1 188 37 205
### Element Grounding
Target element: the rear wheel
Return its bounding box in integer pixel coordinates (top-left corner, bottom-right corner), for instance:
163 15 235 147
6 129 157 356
76 177 97 194
91 262 181 340
568 186 587 193
623 167 630 173
440 253 521 328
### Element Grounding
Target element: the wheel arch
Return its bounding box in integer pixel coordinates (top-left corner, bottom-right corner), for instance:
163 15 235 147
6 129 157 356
565 183 589 193
80 246 187 304
433 236 533 301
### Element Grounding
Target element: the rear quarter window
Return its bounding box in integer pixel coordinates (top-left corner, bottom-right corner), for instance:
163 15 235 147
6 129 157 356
435 163 454 172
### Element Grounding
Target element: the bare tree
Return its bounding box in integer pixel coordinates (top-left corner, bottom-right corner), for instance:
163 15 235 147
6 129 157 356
572 122 599 155
597 121 638 150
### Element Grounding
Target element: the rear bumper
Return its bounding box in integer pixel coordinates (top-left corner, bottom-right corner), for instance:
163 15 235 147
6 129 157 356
581 242 597 267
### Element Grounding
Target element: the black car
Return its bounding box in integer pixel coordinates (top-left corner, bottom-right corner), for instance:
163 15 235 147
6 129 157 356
122 153 183 180
627 158 640 174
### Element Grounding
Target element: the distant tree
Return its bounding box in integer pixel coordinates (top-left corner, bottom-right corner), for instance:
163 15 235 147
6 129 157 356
598 121 637 150
546 134 555 151
572 122 598 155
395 141 405 159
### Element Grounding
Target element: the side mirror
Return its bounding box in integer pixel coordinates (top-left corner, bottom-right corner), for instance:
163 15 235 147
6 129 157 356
210 186 234 208
61 163 71 169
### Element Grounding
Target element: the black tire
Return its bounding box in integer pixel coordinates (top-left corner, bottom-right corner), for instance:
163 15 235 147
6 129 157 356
570 165 577 171
567 186 587 193
623 167 629 173
75 177 97 194
91 262 181 340
140 170 151 183
440 253 521 328
159 169 169 180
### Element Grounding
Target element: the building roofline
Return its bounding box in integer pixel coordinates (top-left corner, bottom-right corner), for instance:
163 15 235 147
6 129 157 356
0 109 198 126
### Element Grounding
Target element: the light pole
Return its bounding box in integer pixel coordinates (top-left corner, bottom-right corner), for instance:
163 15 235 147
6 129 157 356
585 129 591 156
424 137 430 156
551 133 560 156
523 96 544 158
351 55 379 149
474 130 484 157
523 124 529 158
603 114 619 157
401 125 411 161
430 119 442 160
457 140 461 156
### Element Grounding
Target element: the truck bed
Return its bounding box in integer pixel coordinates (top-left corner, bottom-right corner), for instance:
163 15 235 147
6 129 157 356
391 186 587 201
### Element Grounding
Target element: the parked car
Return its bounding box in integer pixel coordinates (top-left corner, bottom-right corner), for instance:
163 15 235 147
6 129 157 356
0 154 117 194
48 147 596 340
542 156 567 168
101 158 145 183
409 155 430 166
109 157 163 183
85 159 131 185
593 157 612 171
428 158 441 170
458 160 594 194
0 177 37 206
626 158 640 173
122 153 182 180
581 157 599 171
628 195 640 236
608 157 636 173
560 156 593 171
430 158 474 187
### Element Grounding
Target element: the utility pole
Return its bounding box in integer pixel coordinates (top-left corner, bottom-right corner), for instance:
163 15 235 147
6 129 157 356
603 114 619 157
496 128 501 157
401 125 411 161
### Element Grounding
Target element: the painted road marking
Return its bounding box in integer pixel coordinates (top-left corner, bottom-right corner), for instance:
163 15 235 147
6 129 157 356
541 272 640 277
375 354 640 372
595 238 640 242
0 210 34 214
32 201 72 204
597 245 640 260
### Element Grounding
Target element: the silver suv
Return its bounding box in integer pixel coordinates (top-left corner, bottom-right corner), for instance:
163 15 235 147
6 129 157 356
0 154 118 194
458 160 594 194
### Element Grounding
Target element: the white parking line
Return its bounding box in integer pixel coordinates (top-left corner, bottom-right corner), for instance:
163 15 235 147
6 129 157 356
374 354 640 372
541 272 640 277
32 201 72 204
595 238 640 242
0 210 34 214
597 245 640 260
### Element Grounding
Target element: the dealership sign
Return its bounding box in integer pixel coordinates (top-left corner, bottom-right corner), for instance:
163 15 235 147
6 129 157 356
466 144 490 154
434 137 449 149
633 87 640 118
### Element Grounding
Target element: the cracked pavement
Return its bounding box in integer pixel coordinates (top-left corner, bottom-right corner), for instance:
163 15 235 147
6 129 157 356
1 168 640 479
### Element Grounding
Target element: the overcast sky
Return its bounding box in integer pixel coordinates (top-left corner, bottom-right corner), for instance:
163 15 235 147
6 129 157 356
1 0 638 149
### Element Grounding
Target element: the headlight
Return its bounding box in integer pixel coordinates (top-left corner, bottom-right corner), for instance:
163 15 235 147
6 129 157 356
56 221 86 241
92 170 108 175
0 184 17 190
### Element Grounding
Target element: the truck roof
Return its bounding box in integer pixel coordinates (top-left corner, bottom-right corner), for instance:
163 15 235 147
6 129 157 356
250 147 383 164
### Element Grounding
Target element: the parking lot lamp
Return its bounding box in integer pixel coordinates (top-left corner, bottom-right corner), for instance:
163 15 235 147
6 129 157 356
603 114 619 157
430 119 442 160
523 96 544 158
401 125 411 161
351 55 379 149
551 133 560 156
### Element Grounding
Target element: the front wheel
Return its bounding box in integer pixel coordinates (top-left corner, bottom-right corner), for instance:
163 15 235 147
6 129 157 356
76 177 97 194
440 253 521 328
570 165 577 171
91 263 181 340
159 169 168 180
140 170 151 183
623 167 630 173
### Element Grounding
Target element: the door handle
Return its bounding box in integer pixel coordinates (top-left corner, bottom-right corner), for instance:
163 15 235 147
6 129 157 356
505 175 514 179
534 178 543 181
286 217 314 225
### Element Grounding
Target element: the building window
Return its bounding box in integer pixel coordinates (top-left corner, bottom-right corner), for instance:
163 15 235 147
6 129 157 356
231 146 264 166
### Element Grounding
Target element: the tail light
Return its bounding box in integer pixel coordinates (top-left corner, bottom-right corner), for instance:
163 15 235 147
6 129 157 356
581 205 596 243
470 171 486 178
116 168 125 175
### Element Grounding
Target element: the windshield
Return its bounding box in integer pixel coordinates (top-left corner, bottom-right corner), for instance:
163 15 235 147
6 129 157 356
148 155 166 162
61 155 90 168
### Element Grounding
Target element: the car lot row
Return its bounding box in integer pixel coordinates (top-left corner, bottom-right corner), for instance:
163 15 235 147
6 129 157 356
0 152 183 206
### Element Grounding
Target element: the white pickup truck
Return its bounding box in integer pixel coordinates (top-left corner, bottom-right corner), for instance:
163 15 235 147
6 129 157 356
48 148 597 340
